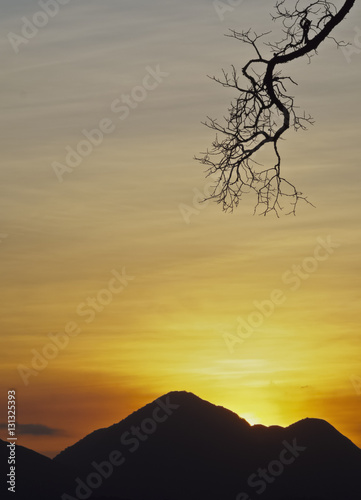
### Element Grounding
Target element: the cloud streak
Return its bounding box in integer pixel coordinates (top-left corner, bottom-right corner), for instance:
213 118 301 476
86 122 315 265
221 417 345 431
0 423 63 436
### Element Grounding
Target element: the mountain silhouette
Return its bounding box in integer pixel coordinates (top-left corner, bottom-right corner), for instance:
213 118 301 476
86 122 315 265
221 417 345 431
3 391 361 499
0 438 74 500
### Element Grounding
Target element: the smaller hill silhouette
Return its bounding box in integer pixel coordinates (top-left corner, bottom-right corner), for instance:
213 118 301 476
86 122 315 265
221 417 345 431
0 438 74 500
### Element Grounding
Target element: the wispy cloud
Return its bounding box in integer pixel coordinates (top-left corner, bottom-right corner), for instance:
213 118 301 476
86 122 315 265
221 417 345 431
0 423 63 436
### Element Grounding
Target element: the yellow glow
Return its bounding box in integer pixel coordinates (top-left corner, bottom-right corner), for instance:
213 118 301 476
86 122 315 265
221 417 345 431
238 413 261 426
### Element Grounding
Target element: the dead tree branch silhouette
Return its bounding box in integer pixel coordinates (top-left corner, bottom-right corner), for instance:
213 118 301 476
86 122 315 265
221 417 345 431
197 0 355 216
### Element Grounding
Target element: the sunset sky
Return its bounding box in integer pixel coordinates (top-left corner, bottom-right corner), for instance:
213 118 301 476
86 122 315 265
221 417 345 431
1 0 360 458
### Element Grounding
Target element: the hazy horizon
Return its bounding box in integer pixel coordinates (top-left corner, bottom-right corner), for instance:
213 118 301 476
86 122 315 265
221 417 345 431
24 389 361 459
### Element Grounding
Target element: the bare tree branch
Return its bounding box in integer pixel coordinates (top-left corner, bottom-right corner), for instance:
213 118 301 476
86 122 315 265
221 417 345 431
196 0 355 216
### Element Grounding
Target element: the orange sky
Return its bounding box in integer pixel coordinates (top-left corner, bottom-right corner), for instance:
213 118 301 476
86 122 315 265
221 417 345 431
1 0 360 457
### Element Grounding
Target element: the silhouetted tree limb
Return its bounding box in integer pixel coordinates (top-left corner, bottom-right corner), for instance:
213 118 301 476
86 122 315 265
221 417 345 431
197 0 355 216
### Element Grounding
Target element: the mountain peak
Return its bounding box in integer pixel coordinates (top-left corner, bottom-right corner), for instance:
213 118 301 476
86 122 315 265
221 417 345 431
4 392 361 500
52 391 361 499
